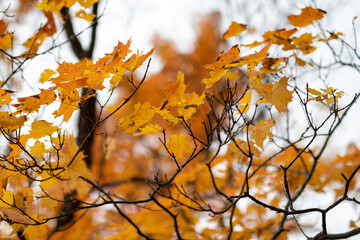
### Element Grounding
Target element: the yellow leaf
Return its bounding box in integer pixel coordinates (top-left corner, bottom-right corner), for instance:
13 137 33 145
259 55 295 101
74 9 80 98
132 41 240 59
250 75 292 112
225 71 240 81
118 102 155 133
167 134 191 160
0 113 27 133
239 89 252 113
319 32 343 42
167 72 187 106
41 197 61 212
110 71 124 88
262 28 298 48
137 124 162 136
78 0 98 8
288 7 326 27
0 32 12 50
308 87 322 96
37 1 64 11
0 88 13 106
202 68 228 88
124 49 154 72
29 141 49 157
23 218 48 240
39 69 56 83
76 9 96 22
229 44 272 71
223 22 247 39
241 40 264 48
0 190 14 208
248 118 275 149
155 108 178 123
294 54 313 67
266 76 293 112
307 87 343 105
29 120 59 139
202 45 240 87
55 97 78 122
16 89 56 114
204 45 240 69
292 33 317 55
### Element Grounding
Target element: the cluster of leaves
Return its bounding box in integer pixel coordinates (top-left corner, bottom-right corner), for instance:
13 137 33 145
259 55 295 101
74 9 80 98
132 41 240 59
0 2 359 240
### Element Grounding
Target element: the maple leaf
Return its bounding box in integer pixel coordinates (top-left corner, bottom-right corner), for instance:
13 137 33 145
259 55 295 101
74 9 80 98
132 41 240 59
78 0 99 8
118 102 155 133
29 120 59 139
248 118 275 149
23 217 48 240
261 28 298 51
0 20 13 49
29 141 53 157
229 44 272 71
15 89 56 114
0 88 13 106
0 113 27 133
292 33 317 54
288 7 326 27
260 57 287 74
203 45 240 87
167 134 191 160
294 54 313 67
0 190 14 208
37 1 65 12
137 124 162 136
76 9 96 22
307 87 343 105
223 22 247 39
39 69 56 83
155 108 178 123
250 74 292 112
167 72 187 107
239 89 252 113
124 49 154 72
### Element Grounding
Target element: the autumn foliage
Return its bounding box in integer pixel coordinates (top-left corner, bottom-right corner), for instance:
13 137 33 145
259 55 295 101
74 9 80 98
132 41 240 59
0 1 359 239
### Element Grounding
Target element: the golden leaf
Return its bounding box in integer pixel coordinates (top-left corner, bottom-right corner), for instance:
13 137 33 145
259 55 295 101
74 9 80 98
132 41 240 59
167 134 191 160
39 69 56 83
248 118 275 149
29 119 59 139
0 190 14 208
223 22 247 39
288 7 326 27
137 124 162 135
251 75 292 112
75 9 96 23
118 102 155 133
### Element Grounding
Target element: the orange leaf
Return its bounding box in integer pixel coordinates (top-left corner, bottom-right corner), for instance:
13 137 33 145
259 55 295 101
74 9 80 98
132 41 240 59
248 118 275 149
203 45 240 87
288 7 326 27
223 22 247 39
251 75 292 112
